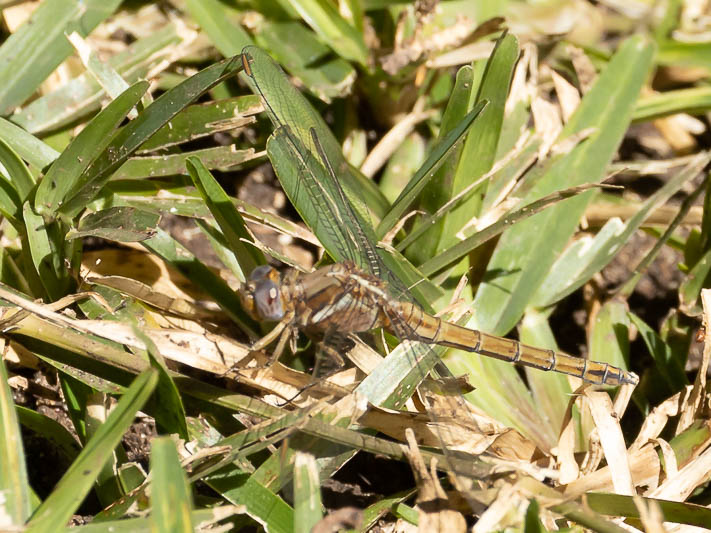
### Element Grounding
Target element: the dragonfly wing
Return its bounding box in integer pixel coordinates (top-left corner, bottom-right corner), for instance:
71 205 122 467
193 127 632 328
243 46 491 508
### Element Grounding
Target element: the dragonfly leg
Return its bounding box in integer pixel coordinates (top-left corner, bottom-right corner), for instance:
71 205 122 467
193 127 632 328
222 313 295 376
275 337 350 407
311 340 346 380
266 323 297 366
250 318 289 352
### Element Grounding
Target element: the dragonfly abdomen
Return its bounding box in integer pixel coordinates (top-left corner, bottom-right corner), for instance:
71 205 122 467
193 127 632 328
389 302 638 386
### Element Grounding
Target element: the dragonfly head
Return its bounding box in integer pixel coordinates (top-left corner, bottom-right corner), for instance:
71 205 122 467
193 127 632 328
240 265 284 322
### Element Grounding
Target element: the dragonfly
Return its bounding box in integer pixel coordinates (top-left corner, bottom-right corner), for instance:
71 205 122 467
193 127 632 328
240 45 638 502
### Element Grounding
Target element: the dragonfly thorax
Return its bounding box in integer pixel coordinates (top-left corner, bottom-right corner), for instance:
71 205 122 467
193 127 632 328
240 265 285 321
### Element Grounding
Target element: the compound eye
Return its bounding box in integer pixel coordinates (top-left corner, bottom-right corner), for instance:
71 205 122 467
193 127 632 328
254 279 284 321
249 265 275 282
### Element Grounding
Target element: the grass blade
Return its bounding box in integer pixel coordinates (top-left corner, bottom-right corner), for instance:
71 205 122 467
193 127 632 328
34 81 149 217
471 36 655 336
150 438 194 533
0 352 33 524
186 156 265 277
58 55 244 218
0 0 122 113
26 369 158 532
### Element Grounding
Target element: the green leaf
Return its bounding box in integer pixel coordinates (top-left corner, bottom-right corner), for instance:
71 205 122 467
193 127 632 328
0 136 35 203
293 452 322 533
0 0 123 113
206 472 294 533
533 151 711 308
586 492 711 528
0 357 33 524
634 86 711 122
679 247 711 314
0 117 59 170
436 32 519 251
138 315 187 441
12 24 185 135
405 64 474 264
138 95 262 152
186 156 265 277
115 146 260 181
150 438 194 533
58 54 245 218
419 182 609 277
288 0 368 66
471 36 655 336
67 207 160 242
26 369 158 532
523 500 547 533
380 133 426 204
628 312 688 391
0 138 29 225
16 405 82 463
185 0 253 57
34 81 150 217
22 202 67 300
376 100 488 241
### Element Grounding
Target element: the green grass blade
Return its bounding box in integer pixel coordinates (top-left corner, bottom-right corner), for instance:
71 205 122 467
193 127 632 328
0 138 30 225
530 219 624 308
523 500 546 533
293 452 323 533
471 36 655 336
138 95 262 152
436 32 519 251
0 0 122 113
586 492 711 528
380 133 426 204
533 152 711 308
634 86 711 122
185 0 253 56
112 145 260 180
26 369 158 532
13 24 185 134
289 0 368 66
34 81 150 217
628 312 688 391
357 339 440 409
137 328 189 439
22 203 67 300
67 207 159 243
61 509 240 532
376 101 487 240
0 356 33 524
186 156 265 276
66 32 134 103
0 136 35 202
150 438 194 533
405 64 474 263
0 118 59 170
16 405 82 464
205 472 294 533
58 55 245 218
420 183 609 277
